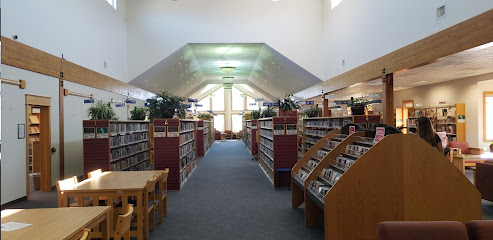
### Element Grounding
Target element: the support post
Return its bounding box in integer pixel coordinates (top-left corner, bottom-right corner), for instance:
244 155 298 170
322 94 329 117
382 70 394 125
59 79 65 179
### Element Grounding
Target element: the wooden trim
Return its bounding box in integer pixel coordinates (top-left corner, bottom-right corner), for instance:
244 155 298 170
321 8 493 93
59 80 65 179
1 36 154 100
26 94 51 107
1 77 26 89
483 92 493 142
382 73 394 125
63 88 94 99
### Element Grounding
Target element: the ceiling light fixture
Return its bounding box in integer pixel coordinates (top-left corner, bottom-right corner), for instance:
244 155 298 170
222 76 235 81
220 66 236 74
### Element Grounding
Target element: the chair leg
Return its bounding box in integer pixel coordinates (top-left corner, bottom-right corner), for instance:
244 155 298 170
144 211 149 240
158 200 163 224
164 197 167 216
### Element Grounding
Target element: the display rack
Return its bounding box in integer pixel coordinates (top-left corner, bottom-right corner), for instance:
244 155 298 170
299 132 481 240
153 119 197 190
82 120 151 177
196 120 210 157
28 114 41 174
301 115 380 154
245 120 258 155
257 116 298 187
407 103 465 142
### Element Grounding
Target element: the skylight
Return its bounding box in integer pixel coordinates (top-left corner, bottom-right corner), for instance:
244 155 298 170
331 0 342 9
240 84 255 93
106 0 117 10
201 84 215 93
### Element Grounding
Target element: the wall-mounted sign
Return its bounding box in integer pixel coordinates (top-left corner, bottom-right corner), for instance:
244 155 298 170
184 104 192 108
298 101 314 105
167 126 179 137
207 110 213 113
18 124 26 139
115 103 125 107
125 99 136 104
334 100 350 105
249 103 257 106
187 98 198 103
286 124 297 135
255 98 264 102
83 127 95 139
439 101 447 105
368 100 382 104
274 124 285 135
154 126 166 137
325 94 338 99
195 104 203 107
84 99 95 104
458 115 466 123
368 93 380 98
96 127 109 139
415 103 424 107
263 102 279 107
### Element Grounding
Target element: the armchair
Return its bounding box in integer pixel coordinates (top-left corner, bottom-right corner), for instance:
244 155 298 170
447 141 484 167
475 161 493 202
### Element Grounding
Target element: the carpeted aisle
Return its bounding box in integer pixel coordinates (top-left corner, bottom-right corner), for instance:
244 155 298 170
150 140 324 240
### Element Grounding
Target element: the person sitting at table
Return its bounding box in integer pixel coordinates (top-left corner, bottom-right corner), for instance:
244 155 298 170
415 116 444 155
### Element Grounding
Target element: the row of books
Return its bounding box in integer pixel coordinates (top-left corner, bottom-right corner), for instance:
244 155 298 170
323 140 339 150
309 180 330 200
180 121 195 133
110 142 148 161
260 143 274 159
345 144 370 157
180 151 195 170
109 122 149 134
305 137 319 145
260 151 274 171
180 132 195 144
260 137 273 149
259 120 273 129
305 119 353 128
312 149 329 161
180 141 195 158
110 132 148 148
331 156 356 171
110 152 149 171
320 168 342 186
28 127 40 134
304 129 330 138
259 129 273 139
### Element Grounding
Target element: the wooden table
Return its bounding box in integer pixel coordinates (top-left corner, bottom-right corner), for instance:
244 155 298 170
1 206 110 240
61 171 164 240
453 153 493 174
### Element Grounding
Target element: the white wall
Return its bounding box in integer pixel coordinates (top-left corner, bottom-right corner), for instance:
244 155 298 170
2 0 128 82
394 73 493 150
125 0 324 81
322 0 493 80
1 65 60 204
63 81 146 178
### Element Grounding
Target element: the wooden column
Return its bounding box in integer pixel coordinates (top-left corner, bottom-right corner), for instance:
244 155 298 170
59 79 65 179
382 71 394 125
323 96 329 117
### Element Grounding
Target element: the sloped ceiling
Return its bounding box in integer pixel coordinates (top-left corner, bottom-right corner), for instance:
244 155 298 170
129 43 322 101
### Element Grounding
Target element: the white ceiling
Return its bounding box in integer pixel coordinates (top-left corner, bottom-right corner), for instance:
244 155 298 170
128 43 322 101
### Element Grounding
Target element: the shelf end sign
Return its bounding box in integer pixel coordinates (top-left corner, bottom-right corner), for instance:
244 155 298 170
374 127 385 143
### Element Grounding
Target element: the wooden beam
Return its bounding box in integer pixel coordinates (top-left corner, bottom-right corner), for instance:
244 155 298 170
59 79 65 179
382 72 394 125
323 97 329 117
1 77 26 89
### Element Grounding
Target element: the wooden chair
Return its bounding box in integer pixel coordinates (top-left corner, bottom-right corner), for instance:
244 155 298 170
154 169 169 223
56 176 91 207
114 204 134 240
79 228 91 240
143 176 159 239
87 169 102 179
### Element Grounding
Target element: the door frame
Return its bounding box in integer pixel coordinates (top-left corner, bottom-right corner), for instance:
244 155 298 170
25 95 52 198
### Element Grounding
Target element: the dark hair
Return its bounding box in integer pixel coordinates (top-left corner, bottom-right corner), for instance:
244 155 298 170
416 116 437 148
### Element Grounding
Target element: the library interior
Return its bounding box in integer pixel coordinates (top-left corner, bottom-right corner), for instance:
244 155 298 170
1 1 493 239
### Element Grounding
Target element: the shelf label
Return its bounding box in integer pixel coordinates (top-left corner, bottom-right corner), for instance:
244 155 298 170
154 126 166 138
274 124 285 135
198 127 203 130
286 124 297 135
251 123 257 129
458 115 466 123
374 127 385 143
168 126 179 137
349 126 356 135
84 127 95 139
96 127 108 139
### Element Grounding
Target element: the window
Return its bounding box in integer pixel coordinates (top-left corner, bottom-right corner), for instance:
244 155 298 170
232 114 243 133
232 87 245 111
106 0 117 9
484 92 493 141
331 0 342 9
196 97 210 113
214 114 225 132
212 87 224 111
247 96 258 110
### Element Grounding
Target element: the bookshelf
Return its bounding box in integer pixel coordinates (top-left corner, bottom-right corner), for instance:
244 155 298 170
196 120 210 157
245 120 258 155
257 116 298 187
242 114 251 146
297 113 305 159
298 132 480 240
301 115 380 155
28 114 41 174
82 120 151 177
153 119 197 190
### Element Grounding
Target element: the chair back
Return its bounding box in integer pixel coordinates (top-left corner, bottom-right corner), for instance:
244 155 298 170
88 169 102 179
147 175 160 195
114 204 134 239
79 228 90 240
158 169 169 195
56 176 78 207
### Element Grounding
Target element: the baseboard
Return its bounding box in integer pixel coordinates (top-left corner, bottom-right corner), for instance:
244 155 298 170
1 196 27 210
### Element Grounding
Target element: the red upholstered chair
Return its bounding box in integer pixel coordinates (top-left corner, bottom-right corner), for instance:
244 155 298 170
475 161 493 202
377 221 469 240
214 130 221 141
466 220 493 240
447 141 484 165
224 130 233 139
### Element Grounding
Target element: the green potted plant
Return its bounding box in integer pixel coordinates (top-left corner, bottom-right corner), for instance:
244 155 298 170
251 109 261 120
347 97 370 115
278 94 300 116
129 106 147 120
198 113 211 120
147 92 187 120
490 142 493 152
87 100 118 120
303 106 321 118
261 106 277 118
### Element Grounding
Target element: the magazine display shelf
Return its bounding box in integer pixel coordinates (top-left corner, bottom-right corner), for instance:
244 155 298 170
302 133 481 240
153 119 197 190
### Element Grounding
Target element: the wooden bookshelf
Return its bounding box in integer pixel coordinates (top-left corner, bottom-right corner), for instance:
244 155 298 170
82 120 150 177
299 132 481 240
245 120 258 155
257 117 298 187
153 119 197 190
196 120 210 157
28 114 41 174
242 114 251 146
301 115 380 155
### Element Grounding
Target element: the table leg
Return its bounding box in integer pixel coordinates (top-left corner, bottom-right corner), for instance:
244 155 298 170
137 192 143 240
460 159 465 175
102 211 110 240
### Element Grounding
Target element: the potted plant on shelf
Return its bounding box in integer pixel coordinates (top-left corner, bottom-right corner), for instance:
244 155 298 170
147 92 187 120
251 109 261 120
303 106 321 118
198 113 211 121
347 97 370 116
129 106 147 120
278 94 300 116
261 106 277 118
87 100 118 120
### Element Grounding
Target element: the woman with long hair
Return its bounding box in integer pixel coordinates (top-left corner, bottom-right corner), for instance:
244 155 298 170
416 116 444 154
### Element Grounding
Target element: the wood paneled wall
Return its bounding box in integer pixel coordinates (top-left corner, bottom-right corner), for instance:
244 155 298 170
1 37 154 100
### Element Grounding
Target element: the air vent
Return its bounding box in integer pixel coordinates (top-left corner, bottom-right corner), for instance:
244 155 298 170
437 5 445 19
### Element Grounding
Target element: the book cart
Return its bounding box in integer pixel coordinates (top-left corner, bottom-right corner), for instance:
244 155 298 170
245 119 258 155
196 120 210 157
297 129 481 240
82 120 150 177
301 115 380 155
257 116 298 187
153 119 197 190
